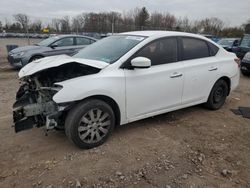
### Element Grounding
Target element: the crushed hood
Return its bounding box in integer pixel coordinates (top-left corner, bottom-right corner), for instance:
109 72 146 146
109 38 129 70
18 55 109 78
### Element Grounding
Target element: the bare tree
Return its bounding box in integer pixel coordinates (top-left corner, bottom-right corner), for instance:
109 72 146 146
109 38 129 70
199 17 224 35
14 13 30 43
0 21 2 31
242 19 250 34
72 14 85 33
52 18 61 32
60 16 71 33
14 13 30 30
30 20 42 32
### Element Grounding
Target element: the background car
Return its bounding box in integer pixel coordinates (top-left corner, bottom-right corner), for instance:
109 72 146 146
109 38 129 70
217 38 240 52
202 34 221 43
7 35 97 68
236 34 250 59
241 51 250 75
14 31 240 149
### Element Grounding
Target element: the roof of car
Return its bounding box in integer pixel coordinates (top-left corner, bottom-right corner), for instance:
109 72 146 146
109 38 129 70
56 34 97 40
120 30 207 39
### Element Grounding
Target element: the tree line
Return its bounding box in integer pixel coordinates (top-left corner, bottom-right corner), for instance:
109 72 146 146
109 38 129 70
1 7 250 37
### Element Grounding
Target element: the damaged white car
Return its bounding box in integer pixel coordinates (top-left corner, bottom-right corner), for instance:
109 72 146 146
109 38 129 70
13 31 240 149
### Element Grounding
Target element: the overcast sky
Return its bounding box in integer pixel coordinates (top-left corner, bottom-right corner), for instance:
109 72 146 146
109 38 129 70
0 0 249 27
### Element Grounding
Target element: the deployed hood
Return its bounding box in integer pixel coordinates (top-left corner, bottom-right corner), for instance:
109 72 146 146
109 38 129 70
18 55 109 78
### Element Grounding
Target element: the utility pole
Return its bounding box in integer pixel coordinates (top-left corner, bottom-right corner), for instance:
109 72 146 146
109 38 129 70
111 15 114 35
26 24 30 45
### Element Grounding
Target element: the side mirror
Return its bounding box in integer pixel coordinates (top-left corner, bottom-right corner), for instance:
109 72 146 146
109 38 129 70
50 44 58 48
130 57 151 69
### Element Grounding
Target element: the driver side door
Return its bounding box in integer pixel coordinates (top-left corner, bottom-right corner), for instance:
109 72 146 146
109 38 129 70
46 37 75 56
124 37 184 121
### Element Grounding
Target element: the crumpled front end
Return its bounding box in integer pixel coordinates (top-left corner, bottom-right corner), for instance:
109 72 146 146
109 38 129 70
13 61 101 133
13 77 64 132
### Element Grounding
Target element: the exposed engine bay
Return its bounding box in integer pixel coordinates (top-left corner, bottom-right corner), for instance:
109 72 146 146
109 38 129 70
13 62 100 133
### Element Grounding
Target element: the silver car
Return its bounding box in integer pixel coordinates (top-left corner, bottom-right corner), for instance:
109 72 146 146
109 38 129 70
7 35 97 68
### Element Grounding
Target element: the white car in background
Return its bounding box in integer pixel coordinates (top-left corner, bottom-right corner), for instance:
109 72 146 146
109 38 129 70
13 31 240 149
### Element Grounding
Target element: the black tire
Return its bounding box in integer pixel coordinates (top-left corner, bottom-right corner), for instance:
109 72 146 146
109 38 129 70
241 69 249 76
29 55 43 63
65 99 115 149
205 79 229 110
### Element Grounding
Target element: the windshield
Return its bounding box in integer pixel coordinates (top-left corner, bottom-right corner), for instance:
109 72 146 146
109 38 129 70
240 35 250 48
37 36 60 46
218 39 234 46
74 35 146 63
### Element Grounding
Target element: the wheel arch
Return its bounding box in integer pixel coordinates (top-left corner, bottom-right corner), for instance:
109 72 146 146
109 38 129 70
218 76 231 95
28 54 45 63
79 95 121 126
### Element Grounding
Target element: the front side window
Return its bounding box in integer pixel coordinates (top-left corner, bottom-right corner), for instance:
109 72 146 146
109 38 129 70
76 37 91 45
134 37 178 66
74 35 146 64
53 37 74 47
37 36 60 46
182 38 210 60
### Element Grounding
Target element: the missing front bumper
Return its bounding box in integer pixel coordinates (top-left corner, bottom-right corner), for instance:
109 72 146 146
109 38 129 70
13 93 59 132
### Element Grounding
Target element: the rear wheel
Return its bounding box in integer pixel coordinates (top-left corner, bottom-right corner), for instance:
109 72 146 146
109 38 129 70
241 69 249 76
205 79 229 110
65 99 115 149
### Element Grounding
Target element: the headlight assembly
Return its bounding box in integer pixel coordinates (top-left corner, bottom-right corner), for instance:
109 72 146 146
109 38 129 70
243 52 250 61
12 51 25 58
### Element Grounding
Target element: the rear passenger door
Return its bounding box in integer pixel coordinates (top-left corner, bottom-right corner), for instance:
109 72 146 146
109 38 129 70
180 37 219 104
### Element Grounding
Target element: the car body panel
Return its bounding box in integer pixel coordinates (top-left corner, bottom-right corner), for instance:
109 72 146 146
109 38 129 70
124 62 184 119
217 38 240 52
53 69 127 124
236 34 250 59
15 30 240 131
18 54 109 78
7 35 97 68
241 52 250 74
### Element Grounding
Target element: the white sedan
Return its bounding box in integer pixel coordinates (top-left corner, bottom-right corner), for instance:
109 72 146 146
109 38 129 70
14 31 240 149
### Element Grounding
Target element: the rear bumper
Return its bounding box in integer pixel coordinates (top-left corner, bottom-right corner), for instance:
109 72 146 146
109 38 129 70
230 69 240 92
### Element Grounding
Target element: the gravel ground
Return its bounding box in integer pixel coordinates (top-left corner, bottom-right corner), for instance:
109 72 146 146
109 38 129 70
0 39 250 188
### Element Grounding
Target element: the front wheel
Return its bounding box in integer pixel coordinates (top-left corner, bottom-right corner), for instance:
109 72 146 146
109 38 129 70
65 99 115 149
29 55 43 63
204 79 229 110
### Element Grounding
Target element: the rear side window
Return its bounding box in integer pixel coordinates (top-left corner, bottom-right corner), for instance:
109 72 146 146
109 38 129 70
76 37 91 45
182 37 210 60
207 42 219 56
135 37 178 66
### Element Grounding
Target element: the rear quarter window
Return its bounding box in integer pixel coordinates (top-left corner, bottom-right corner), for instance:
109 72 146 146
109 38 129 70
207 42 219 56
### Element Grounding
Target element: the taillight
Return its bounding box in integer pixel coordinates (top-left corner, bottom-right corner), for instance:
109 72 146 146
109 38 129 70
234 58 241 68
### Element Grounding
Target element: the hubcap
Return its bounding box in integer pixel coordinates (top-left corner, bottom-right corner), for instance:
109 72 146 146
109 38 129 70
214 86 224 103
78 109 110 143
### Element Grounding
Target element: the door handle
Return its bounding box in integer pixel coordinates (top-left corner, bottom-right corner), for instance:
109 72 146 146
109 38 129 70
209 67 218 71
170 72 183 78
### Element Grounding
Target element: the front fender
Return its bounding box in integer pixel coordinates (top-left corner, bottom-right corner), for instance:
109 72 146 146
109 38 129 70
52 72 127 124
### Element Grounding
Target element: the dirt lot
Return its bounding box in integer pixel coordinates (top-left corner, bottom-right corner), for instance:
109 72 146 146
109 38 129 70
0 39 250 188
